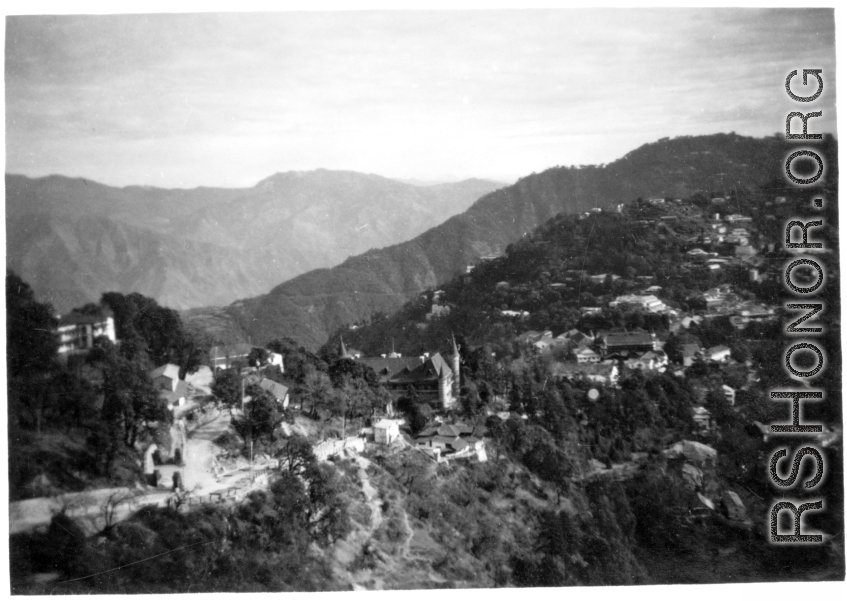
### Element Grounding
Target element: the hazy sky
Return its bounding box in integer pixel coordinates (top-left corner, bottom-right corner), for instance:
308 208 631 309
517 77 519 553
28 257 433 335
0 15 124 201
4 8 838 188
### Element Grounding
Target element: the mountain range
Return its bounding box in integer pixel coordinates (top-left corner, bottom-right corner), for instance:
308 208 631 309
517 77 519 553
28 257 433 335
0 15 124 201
187 133 814 350
5 171 503 312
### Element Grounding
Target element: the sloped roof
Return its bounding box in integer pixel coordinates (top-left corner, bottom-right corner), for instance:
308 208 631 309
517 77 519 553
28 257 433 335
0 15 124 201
603 332 654 347
436 423 474 437
150 363 180 381
429 353 453 377
358 352 452 386
210 343 255 360
58 312 110 327
574 347 599 356
159 380 189 404
258 378 288 399
681 343 702 357
723 490 745 508
358 357 424 379
664 440 717 464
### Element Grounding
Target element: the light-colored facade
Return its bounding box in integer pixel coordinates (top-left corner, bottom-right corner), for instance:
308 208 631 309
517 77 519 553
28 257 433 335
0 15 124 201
56 313 116 356
374 419 400 445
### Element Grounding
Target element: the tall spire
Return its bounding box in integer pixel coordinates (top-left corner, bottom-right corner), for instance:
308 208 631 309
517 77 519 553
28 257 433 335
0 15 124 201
339 335 349 359
452 333 460 357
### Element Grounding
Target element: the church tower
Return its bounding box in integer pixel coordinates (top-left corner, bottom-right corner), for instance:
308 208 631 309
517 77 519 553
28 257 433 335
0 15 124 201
451 334 461 399
339 336 350 359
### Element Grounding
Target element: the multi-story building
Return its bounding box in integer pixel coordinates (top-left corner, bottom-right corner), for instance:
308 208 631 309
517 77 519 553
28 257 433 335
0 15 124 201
56 311 117 356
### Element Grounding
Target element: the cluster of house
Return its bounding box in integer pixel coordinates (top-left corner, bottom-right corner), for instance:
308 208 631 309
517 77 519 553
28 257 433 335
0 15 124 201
414 422 487 462
694 285 778 327
663 439 748 524
608 292 670 314
516 328 670 386
425 290 452 321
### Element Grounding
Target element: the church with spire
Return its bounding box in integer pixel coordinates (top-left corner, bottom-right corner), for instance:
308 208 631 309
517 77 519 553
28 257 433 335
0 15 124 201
340 335 461 410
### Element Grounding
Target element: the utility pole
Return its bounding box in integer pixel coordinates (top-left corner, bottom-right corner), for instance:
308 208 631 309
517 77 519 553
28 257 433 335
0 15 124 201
241 373 254 482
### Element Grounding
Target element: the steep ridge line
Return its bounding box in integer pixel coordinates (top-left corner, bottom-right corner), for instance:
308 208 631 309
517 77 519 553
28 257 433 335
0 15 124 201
188 133 821 349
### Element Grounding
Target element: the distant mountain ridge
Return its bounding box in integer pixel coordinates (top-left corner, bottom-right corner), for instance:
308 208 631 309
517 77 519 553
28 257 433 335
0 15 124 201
5 170 503 312
185 133 826 350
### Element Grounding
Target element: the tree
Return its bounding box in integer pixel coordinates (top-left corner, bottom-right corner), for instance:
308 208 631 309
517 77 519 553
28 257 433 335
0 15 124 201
385 450 432 495
663 333 684 364
6 271 58 379
327 357 378 388
342 378 372 433
300 367 332 417
372 386 394 417
6 272 59 433
100 291 203 376
461 381 483 417
302 462 352 545
100 354 172 447
232 385 285 451
248 347 269 367
278 433 317 475
212 369 242 412
268 337 328 383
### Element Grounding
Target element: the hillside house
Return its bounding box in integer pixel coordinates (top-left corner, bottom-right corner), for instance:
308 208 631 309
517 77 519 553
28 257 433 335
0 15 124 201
573 346 601 363
415 423 486 461
374 419 401 445
149 363 189 409
56 311 117 356
151 363 181 392
210 343 255 370
721 384 736 406
564 329 595 346
664 440 717 468
551 362 619 386
257 378 290 409
588 273 621 284
692 406 713 433
625 350 668 371
722 491 747 522
426 303 452 320
681 343 703 367
266 351 284 369
599 331 658 355
609 294 667 313
707 345 732 363
500 309 529 318
725 214 752 224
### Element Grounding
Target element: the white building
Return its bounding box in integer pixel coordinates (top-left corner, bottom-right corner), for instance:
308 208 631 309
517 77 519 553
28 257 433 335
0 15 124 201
56 312 117 356
374 419 401 445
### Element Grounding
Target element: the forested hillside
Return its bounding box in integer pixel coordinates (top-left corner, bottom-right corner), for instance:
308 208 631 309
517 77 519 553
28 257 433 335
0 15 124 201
189 133 824 350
